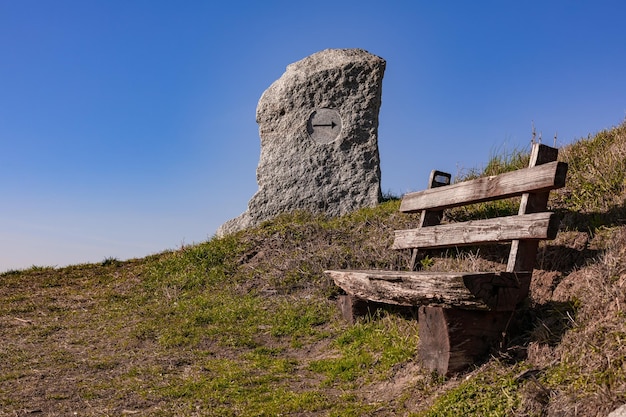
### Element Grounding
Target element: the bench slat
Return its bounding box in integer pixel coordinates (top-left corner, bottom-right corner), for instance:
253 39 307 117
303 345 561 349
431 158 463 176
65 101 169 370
326 269 531 311
392 212 558 250
399 161 567 213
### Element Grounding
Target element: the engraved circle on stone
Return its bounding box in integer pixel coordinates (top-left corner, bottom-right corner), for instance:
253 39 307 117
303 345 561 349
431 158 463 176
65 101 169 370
307 108 342 144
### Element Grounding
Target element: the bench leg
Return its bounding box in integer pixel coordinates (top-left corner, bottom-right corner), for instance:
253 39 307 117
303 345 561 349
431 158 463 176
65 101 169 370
338 295 420 323
337 294 374 323
418 306 512 376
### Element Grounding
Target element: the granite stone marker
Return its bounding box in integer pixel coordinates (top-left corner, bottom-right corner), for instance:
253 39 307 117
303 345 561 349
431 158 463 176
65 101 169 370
217 48 385 236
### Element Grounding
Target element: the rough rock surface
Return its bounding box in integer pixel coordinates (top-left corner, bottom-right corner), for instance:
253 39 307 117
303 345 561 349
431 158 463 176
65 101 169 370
217 48 385 236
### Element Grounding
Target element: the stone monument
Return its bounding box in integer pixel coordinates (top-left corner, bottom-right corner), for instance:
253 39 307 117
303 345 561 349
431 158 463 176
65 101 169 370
217 48 385 236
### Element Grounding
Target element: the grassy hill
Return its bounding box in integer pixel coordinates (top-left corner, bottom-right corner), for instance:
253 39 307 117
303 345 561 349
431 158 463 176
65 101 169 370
2 120 625 416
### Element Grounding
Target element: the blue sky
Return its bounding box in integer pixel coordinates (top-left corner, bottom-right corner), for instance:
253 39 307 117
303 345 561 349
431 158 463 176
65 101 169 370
2 1 625 272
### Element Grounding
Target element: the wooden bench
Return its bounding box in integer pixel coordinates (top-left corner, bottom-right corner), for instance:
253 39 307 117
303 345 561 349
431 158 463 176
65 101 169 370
325 143 568 375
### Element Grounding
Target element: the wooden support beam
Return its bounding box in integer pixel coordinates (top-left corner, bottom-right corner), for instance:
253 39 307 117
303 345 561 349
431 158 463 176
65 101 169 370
507 144 560 272
337 294 372 323
418 306 512 375
336 294 417 323
409 170 451 270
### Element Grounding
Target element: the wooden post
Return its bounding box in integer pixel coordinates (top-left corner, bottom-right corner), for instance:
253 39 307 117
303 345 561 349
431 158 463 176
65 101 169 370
409 170 450 270
337 294 417 323
337 294 372 323
419 306 512 375
507 144 558 273
419 305 514 375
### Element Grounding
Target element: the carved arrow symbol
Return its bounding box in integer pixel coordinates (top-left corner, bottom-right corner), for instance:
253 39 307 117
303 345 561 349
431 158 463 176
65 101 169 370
312 121 337 129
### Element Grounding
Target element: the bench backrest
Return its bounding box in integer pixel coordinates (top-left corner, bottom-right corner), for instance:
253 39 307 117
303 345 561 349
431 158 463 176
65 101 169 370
394 143 568 273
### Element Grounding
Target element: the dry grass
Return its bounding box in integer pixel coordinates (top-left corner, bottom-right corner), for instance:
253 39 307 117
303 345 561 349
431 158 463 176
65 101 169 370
526 226 626 416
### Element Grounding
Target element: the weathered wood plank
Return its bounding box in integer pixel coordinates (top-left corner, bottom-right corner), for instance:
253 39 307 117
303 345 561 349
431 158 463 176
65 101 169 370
326 269 531 311
419 306 512 375
392 212 558 251
399 161 567 213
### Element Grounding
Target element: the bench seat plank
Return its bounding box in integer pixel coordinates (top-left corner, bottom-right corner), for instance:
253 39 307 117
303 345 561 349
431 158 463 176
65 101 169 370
326 269 531 311
399 161 567 213
392 212 558 250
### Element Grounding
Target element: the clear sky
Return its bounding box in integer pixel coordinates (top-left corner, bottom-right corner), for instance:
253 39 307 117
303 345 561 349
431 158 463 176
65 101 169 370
2 1 625 272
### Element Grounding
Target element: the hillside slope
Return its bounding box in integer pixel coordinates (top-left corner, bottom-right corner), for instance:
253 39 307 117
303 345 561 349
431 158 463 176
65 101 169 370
1 120 625 416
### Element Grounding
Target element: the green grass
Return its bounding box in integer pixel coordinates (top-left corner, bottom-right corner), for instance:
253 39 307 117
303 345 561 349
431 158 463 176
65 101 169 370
412 365 524 417
558 123 626 213
310 315 418 385
0 224 418 415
